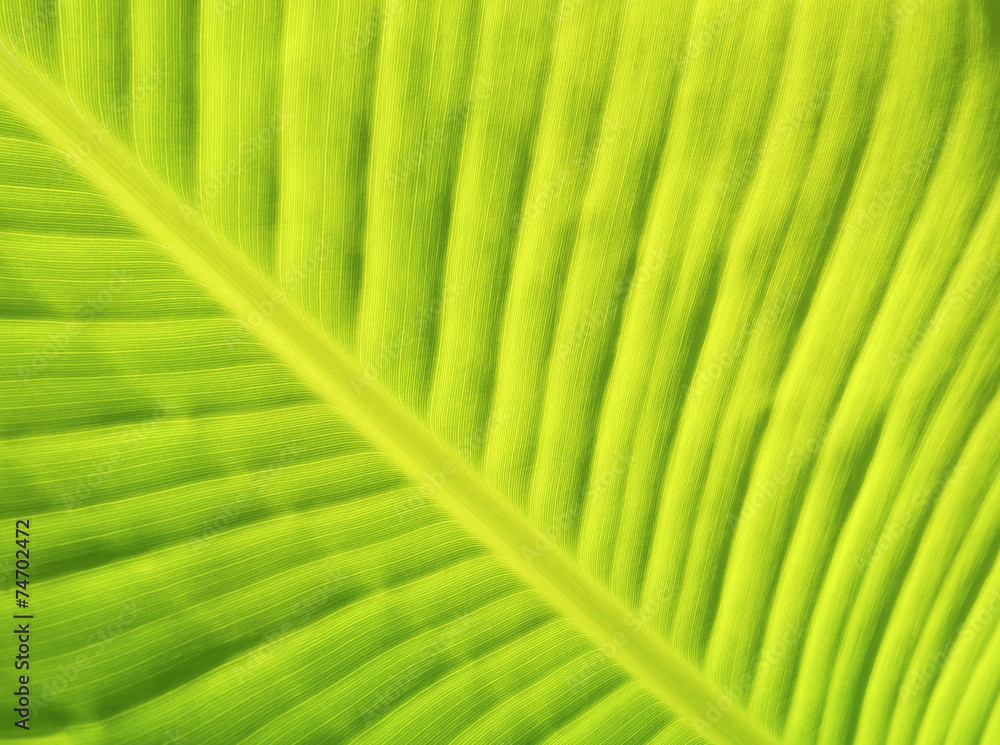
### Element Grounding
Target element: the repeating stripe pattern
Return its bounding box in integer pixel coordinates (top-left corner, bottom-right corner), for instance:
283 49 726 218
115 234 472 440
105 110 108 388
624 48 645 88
2 1 1000 743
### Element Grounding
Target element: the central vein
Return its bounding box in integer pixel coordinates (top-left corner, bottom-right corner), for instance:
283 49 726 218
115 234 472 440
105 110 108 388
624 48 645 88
0 40 779 745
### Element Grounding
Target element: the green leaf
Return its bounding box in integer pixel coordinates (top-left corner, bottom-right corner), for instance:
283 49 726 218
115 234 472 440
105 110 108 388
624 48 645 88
2 1 999 744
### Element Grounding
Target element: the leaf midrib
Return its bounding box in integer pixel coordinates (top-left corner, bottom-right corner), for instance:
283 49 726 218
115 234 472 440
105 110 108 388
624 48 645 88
0 41 778 745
